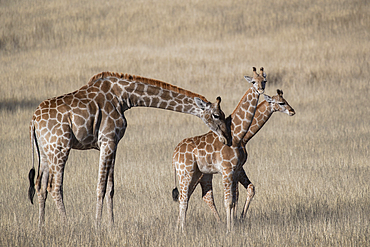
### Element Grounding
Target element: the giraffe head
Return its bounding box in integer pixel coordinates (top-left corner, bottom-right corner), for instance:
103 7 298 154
194 96 231 145
244 67 266 94
264 89 295 116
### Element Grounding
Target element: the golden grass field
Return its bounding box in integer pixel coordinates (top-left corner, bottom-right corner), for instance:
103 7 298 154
1 0 369 246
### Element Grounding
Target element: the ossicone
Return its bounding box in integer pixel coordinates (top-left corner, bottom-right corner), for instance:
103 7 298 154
252 67 258 77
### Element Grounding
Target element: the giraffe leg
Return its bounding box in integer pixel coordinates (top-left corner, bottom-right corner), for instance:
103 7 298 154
105 153 116 227
177 184 189 233
35 152 49 227
49 169 67 223
95 142 117 229
199 174 221 222
238 168 255 219
222 168 237 232
48 148 70 224
232 169 243 218
177 169 202 233
233 181 239 219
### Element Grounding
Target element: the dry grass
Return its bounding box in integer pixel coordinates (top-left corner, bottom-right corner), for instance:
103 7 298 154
0 0 369 246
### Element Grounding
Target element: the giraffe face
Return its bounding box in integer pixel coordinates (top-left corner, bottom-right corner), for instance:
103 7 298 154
253 75 266 95
264 89 295 116
244 67 266 94
195 97 231 145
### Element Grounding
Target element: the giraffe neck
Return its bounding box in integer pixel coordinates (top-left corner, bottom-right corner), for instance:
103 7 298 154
229 87 260 146
242 100 273 144
89 72 208 118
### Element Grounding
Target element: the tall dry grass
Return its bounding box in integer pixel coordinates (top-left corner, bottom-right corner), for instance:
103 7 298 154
0 0 369 246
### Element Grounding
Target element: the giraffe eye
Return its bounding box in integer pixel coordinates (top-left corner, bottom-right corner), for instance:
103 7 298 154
212 114 220 119
278 102 285 106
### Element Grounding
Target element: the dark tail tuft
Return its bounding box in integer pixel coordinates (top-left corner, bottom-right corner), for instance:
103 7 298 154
172 187 179 202
28 168 36 204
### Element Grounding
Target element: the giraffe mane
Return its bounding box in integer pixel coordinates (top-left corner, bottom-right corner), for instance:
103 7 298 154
87 71 209 102
230 90 250 116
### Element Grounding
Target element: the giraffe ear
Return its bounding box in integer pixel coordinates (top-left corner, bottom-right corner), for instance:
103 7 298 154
194 97 208 110
244 76 255 83
264 94 273 103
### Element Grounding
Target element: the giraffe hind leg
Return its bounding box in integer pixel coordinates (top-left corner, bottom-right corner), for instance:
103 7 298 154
222 169 238 232
177 169 202 233
35 155 49 227
48 151 69 224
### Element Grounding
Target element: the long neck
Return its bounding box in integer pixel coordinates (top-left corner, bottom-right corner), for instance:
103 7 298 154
242 100 274 144
89 72 208 118
229 87 260 146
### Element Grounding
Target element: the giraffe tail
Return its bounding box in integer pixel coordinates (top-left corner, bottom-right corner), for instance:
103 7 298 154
28 119 38 204
172 160 179 202
28 168 36 204
172 187 179 202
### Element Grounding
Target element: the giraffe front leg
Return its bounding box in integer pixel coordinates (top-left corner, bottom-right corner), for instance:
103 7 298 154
95 176 106 229
105 154 116 228
96 142 117 229
238 168 255 219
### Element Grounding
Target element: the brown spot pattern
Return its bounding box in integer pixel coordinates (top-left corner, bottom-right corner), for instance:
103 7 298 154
29 70 230 228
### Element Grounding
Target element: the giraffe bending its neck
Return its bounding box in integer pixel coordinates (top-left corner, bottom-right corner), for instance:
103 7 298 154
28 71 230 228
172 67 266 232
190 89 295 222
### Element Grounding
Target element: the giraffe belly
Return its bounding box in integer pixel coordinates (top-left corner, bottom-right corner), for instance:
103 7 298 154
71 136 99 150
197 161 222 174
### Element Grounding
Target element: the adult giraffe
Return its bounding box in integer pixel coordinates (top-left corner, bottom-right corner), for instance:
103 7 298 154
28 71 231 228
172 67 266 232
173 89 295 223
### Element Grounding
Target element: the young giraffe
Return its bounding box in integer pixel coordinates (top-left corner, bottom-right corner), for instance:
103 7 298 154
179 89 295 222
28 71 231 228
172 67 266 232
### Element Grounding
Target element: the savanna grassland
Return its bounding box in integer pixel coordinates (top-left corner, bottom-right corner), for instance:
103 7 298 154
1 0 369 246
